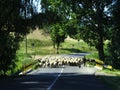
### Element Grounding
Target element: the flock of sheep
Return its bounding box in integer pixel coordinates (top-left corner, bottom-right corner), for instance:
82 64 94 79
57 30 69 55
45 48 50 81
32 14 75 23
37 55 88 68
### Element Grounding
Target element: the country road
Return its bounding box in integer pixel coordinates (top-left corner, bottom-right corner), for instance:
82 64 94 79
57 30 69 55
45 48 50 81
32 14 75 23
0 65 111 90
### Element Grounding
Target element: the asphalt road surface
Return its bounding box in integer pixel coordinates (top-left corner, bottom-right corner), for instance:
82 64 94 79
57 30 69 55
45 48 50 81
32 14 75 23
0 65 111 90
60 53 90 57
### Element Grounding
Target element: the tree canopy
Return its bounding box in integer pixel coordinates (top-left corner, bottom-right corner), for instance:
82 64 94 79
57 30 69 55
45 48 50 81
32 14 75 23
41 0 113 61
108 0 120 69
50 23 66 54
0 0 33 75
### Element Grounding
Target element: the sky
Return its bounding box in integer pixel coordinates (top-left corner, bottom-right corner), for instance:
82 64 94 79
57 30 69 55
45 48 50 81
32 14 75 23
33 0 41 13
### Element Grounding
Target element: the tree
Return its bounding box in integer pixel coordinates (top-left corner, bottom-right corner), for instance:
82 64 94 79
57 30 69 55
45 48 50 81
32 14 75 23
41 0 71 26
72 0 113 61
108 0 120 69
50 24 66 54
0 33 23 75
0 0 33 76
41 0 113 61
40 0 68 54
65 13 80 39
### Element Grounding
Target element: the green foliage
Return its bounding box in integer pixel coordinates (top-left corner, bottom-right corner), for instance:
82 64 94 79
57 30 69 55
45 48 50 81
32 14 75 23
41 0 113 61
107 1 120 69
65 13 80 40
0 33 23 76
50 24 66 53
0 0 33 76
76 0 112 61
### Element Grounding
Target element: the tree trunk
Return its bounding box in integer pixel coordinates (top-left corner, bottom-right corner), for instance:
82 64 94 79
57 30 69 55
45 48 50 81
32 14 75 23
25 35 27 54
53 42 56 48
56 42 60 54
98 36 104 61
96 1 105 61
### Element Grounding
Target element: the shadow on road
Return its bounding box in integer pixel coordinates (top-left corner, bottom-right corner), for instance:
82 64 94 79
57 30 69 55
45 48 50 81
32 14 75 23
51 73 114 90
0 72 116 90
96 75 120 90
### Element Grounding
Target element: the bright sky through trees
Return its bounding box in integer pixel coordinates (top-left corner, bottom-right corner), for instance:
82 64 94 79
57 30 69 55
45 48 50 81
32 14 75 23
33 0 41 13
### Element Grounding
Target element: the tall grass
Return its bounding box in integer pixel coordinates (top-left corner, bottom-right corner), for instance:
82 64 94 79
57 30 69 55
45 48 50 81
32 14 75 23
18 34 97 56
17 29 97 59
60 38 96 53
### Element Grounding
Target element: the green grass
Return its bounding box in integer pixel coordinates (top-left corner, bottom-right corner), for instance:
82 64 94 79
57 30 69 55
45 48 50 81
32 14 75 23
18 33 97 56
86 52 98 59
60 38 96 53
17 29 97 59
65 39 95 52
16 53 33 65
101 69 120 76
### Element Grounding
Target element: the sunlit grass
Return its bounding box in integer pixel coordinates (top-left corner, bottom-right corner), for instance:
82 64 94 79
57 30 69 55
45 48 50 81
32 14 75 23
18 34 97 57
86 52 98 59
101 69 120 76
61 38 96 53
17 30 97 64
